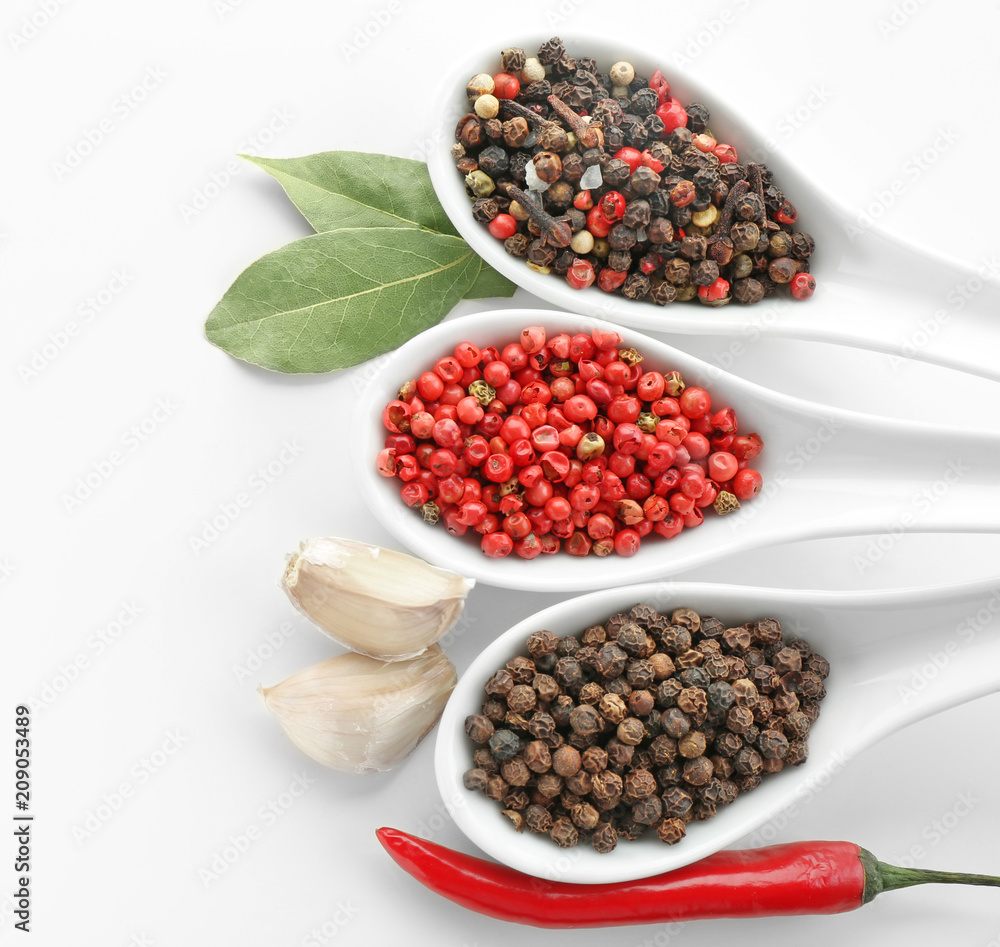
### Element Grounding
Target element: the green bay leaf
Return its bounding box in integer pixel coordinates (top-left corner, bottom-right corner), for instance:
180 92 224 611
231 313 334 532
243 151 458 236
205 227 481 373
465 258 522 300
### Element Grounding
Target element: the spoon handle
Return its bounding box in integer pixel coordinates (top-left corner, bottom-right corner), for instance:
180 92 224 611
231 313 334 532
768 211 1000 381
831 581 1000 759
846 227 1000 381
766 404 1000 538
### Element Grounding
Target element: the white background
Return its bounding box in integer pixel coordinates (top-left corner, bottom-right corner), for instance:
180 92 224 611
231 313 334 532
4 0 1000 945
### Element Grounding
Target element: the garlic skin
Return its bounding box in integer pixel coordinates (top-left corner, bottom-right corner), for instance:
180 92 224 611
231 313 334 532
260 646 457 774
281 537 474 660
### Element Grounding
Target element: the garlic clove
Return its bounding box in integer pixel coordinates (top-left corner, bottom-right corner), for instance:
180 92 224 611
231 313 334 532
259 645 457 774
281 537 474 660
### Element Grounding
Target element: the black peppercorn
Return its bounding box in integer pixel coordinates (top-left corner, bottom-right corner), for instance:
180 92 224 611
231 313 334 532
627 86 658 116
581 624 607 648
807 654 831 679
661 786 693 818
578 745 607 774
554 655 584 689
767 256 800 284
627 687 655 717
661 707 691 738
733 746 763 776
628 165 661 196
526 629 559 657
526 238 558 268
657 817 686 845
678 730 707 759
501 757 532 787
535 772 563 798
691 260 720 287
649 280 677 305
463 767 489 792
485 669 514 697
714 730 743 758
605 677 632 698
552 744 582 777
785 740 809 766
568 703 603 738
732 277 764 305
726 705 754 734
607 249 633 273
592 821 618 853
590 769 623 805
757 729 790 760
522 740 552 773
470 197 499 223
616 622 648 656
660 625 692 654
706 681 736 712
703 652 730 680
618 272 649 300
617 717 645 746
643 113 665 138
597 692 628 725
484 773 509 801
476 144 509 178
465 714 495 745
676 686 708 718
760 757 784 776
599 742 632 777
536 37 565 64
655 677 683 708
473 748 498 774
524 804 553 834
503 232 530 258
565 769 592 797
549 817 579 848
799 671 826 699
791 231 816 259
578 680 605 706
595 643 628 679
506 683 538 715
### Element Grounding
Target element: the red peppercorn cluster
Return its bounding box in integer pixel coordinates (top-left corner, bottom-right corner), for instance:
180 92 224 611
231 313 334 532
376 325 764 560
463 604 830 853
454 38 817 307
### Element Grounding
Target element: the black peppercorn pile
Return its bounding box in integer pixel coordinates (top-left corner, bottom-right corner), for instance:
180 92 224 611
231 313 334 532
463 604 829 853
453 37 816 306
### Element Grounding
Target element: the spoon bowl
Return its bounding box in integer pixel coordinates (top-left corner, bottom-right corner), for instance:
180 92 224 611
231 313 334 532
426 34 1000 380
353 308 1000 592
434 577 1000 883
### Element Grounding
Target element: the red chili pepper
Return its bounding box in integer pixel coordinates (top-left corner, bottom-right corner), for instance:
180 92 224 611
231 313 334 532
376 827 1000 929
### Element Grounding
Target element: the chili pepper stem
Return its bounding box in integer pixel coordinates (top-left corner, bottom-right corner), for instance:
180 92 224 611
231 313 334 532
860 847 1000 904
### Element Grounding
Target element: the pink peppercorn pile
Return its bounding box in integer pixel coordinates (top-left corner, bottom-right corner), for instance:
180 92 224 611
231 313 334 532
377 326 764 560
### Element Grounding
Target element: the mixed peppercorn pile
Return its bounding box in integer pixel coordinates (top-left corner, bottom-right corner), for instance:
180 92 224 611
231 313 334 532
453 38 816 306
377 324 764 560
463 604 830 853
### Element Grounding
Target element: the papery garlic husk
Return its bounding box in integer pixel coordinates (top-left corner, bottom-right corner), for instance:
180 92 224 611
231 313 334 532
281 537 474 660
259 646 457 774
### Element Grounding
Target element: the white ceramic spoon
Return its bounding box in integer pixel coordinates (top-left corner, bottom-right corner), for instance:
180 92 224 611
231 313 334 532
426 34 1000 381
354 309 1000 593
434 577 1000 884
